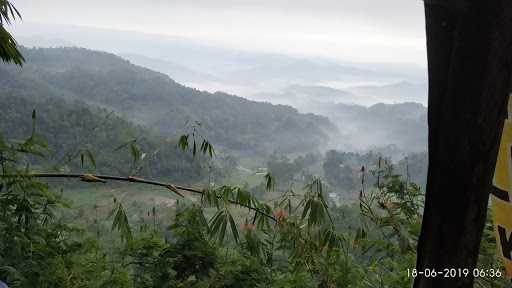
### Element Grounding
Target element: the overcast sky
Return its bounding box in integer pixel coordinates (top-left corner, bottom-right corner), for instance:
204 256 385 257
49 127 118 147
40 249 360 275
12 0 427 66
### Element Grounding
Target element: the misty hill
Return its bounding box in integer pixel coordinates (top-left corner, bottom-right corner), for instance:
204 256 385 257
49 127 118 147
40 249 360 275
253 85 356 106
222 59 379 85
14 23 427 98
120 53 219 84
0 93 207 183
253 85 363 107
313 102 427 153
0 47 335 155
347 81 427 105
254 82 427 107
120 53 375 89
252 84 427 153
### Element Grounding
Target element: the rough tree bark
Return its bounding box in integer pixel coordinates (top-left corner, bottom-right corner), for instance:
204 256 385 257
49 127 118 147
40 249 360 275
414 1 512 287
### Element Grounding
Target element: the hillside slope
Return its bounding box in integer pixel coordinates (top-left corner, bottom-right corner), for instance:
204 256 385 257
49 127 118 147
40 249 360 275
0 91 207 183
315 102 427 153
252 84 427 153
0 47 335 155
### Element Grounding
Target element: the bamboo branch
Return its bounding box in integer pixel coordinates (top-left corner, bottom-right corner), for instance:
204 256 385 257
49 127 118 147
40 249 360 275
0 173 276 221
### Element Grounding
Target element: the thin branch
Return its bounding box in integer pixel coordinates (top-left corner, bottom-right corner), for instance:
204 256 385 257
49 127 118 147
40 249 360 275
0 173 277 222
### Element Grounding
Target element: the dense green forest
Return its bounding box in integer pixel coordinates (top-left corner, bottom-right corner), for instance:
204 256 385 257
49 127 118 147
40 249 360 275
0 94 211 183
0 85 428 197
0 20 506 287
0 128 505 287
0 47 507 288
0 47 335 155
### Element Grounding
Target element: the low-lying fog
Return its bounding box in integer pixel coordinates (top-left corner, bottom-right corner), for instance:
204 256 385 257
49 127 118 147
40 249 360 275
13 22 428 157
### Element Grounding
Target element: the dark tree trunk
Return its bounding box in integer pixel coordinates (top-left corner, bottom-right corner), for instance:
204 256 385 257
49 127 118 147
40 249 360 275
415 1 512 288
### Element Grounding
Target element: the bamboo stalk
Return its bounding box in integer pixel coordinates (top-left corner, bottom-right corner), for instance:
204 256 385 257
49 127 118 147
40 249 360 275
0 173 277 221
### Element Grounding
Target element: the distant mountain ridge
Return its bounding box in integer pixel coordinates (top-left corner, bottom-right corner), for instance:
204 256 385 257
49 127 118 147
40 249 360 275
14 23 427 99
0 47 335 155
254 85 355 105
120 53 219 84
312 102 427 153
251 83 427 153
347 81 427 105
253 82 427 107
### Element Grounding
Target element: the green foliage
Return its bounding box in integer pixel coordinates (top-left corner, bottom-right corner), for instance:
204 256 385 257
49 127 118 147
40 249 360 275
0 66 501 287
209 208 239 244
323 150 359 192
301 178 332 227
0 94 208 183
209 255 269 288
0 127 122 287
0 47 333 155
0 128 507 287
264 172 275 192
109 198 133 243
153 205 217 285
0 1 20 25
267 155 306 187
177 122 215 158
0 8 465 288
0 0 24 65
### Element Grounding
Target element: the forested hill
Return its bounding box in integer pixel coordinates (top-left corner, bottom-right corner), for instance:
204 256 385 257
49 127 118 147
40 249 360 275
0 93 208 183
0 47 336 155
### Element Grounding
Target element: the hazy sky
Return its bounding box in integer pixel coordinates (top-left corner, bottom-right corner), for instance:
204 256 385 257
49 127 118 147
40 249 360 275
12 0 427 65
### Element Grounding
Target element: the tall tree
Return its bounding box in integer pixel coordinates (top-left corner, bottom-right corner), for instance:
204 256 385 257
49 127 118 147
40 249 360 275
415 1 512 287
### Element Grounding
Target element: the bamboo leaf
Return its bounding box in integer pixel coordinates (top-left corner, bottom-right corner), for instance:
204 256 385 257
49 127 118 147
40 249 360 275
209 210 224 237
201 140 207 153
228 212 239 243
111 202 133 242
129 142 142 166
208 142 214 157
219 214 228 244
178 135 189 151
85 149 96 168
302 199 311 220
264 173 274 192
